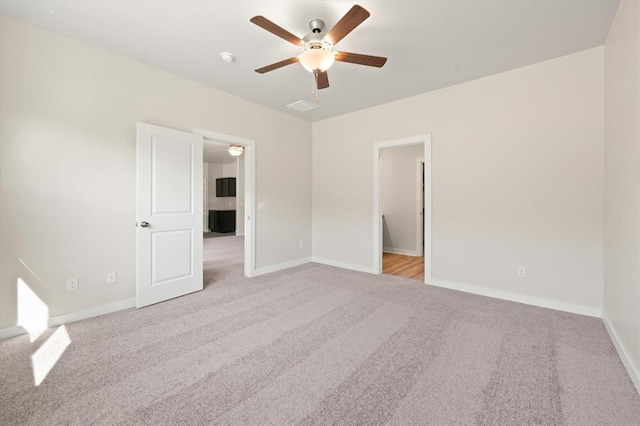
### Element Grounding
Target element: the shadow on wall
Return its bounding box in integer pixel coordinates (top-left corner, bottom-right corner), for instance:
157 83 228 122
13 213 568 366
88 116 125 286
382 215 394 250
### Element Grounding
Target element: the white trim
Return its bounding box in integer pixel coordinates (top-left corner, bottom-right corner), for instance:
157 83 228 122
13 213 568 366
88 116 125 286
602 314 640 394
312 257 376 274
50 298 136 326
192 128 257 277
383 247 421 256
253 257 311 276
0 325 26 340
423 142 432 283
203 166 209 232
373 146 382 272
0 298 136 340
426 278 601 317
416 157 425 257
373 134 432 283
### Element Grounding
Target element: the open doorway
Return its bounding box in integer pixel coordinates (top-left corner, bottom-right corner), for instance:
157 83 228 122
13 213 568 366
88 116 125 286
380 145 424 281
193 128 256 280
202 140 245 284
373 135 432 283
135 123 255 308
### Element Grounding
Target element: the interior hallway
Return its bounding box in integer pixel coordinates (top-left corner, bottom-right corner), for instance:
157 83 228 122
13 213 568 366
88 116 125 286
383 253 424 281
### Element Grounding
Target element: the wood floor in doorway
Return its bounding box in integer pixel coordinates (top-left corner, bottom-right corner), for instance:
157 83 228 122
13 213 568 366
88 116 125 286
383 252 424 281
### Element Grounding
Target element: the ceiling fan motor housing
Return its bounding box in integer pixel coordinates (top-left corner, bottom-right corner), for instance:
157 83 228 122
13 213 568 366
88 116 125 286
304 18 330 44
309 19 325 33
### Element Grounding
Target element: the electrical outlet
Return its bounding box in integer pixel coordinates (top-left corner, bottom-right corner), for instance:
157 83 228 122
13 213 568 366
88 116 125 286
106 272 117 284
299 240 304 248
66 277 79 291
517 266 527 278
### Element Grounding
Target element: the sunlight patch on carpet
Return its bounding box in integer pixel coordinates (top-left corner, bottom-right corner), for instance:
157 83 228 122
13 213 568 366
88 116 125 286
32 325 71 386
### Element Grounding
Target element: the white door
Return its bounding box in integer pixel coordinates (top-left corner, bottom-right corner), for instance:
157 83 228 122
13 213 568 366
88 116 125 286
136 122 203 308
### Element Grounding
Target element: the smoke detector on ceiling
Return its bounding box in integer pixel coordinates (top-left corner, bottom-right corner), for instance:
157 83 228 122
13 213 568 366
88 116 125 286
220 52 235 63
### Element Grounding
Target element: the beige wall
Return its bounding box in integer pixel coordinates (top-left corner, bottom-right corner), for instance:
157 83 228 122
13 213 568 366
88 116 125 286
0 17 312 328
382 144 424 255
603 0 640 389
313 47 604 313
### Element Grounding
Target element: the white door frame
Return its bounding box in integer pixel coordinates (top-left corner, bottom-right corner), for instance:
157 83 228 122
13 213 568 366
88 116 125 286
416 157 425 257
203 164 210 232
373 134 432 283
192 128 256 277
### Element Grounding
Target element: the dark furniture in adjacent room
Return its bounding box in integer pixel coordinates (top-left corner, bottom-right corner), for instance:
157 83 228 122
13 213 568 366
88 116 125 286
216 177 236 197
209 210 236 233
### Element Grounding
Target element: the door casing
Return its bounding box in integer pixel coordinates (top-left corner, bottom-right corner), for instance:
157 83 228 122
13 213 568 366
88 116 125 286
192 128 256 277
373 134 432 282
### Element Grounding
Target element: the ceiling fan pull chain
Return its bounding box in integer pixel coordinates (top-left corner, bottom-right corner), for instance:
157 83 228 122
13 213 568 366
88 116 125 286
311 74 319 103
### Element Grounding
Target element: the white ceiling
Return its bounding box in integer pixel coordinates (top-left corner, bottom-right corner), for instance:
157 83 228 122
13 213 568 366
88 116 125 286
1 1 619 122
204 140 236 165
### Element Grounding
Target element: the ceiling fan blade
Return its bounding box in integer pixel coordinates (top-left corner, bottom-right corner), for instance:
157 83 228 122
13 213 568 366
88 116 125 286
335 51 387 68
255 57 299 74
250 16 303 46
325 5 370 45
314 70 330 90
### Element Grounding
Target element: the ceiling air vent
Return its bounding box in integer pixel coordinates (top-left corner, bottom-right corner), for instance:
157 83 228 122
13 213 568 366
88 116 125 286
286 100 319 112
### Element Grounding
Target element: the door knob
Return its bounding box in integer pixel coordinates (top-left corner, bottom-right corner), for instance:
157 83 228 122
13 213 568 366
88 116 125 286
140 221 150 228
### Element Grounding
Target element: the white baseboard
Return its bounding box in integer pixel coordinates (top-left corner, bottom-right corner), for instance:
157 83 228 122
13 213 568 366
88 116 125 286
0 298 136 341
383 247 421 256
425 278 601 318
311 257 376 274
0 325 27 340
253 257 312 277
602 314 640 395
49 298 136 327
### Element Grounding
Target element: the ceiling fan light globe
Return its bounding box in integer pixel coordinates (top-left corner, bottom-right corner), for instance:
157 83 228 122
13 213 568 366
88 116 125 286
228 146 244 157
299 48 335 73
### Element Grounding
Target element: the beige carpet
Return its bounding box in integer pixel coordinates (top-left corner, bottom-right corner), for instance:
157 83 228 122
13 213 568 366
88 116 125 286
1 236 639 425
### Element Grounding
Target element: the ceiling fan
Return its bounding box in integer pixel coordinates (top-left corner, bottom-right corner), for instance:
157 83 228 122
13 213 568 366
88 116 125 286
250 5 387 90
